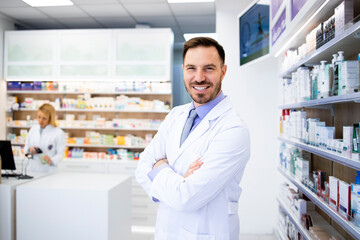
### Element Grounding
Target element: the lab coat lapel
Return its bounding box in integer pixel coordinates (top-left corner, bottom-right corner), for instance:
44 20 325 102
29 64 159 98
172 97 232 163
168 104 193 164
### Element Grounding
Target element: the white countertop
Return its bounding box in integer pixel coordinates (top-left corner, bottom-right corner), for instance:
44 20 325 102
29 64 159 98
1 172 51 188
16 171 132 240
17 172 131 191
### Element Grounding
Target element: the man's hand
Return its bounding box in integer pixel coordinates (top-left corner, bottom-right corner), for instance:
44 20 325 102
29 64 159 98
184 157 203 178
153 158 169 169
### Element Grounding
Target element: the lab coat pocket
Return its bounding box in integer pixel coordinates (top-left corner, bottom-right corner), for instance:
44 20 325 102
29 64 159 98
227 201 238 215
179 228 215 240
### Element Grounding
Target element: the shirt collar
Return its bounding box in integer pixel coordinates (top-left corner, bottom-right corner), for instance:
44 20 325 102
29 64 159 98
191 91 225 119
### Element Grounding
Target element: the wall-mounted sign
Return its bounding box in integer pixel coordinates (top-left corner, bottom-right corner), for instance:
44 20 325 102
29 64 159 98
239 3 270 65
271 9 286 46
271 0 284 19
291 0 307 20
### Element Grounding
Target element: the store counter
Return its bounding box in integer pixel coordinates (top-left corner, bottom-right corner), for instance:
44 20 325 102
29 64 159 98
16 172 131 240
0 172 51 240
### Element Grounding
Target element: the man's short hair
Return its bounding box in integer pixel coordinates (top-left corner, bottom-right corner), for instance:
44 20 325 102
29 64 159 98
183 37 225 65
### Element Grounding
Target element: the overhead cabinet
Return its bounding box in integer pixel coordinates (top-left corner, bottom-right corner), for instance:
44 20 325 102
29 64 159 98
6 31 56 78
5 28 173 81
59 30 111 77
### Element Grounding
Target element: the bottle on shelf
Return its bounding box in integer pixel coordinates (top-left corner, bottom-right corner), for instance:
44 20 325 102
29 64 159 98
311 65 319 100
356 189 360 227
318 61 327 99
337 51 345 95
352 171 360 226
331 53 339 96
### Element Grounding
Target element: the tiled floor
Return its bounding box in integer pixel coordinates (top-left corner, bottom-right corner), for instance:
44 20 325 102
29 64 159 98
132 233 278 240
239 234 278 240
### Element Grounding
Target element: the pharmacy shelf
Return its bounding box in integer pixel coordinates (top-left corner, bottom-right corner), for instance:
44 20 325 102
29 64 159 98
7 125 159 131
63 158 137 164
14 108 170 113
275 225 287 240
277 196 344 240
279 92 360 109
11 142 146 149
272 0 343 58
14 157 138 164
280 19 360 78
278 167 360 240
279 137 360 171
11 143 25 146
66 143 146 149
7 90 171 95
277 197 312 240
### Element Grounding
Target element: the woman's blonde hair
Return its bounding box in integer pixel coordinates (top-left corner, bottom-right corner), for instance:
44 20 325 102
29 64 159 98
38 103 57 127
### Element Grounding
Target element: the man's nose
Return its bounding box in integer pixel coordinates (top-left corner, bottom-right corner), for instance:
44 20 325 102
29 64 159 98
195 70 206 82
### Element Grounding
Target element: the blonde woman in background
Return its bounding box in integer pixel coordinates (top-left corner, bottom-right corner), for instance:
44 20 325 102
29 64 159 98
24 103 65 172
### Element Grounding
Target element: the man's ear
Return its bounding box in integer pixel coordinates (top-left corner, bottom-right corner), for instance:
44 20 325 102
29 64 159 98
221 64 227 80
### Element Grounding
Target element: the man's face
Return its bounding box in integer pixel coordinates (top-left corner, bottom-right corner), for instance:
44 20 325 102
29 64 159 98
182 46 227 108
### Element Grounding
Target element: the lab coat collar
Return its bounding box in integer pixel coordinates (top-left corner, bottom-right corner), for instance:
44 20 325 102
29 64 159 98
41 124 55 132
172 96 232 163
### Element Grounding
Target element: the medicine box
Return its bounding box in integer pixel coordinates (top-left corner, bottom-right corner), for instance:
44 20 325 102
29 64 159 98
7 81 21 90
293 198 307 220
21 82 34 90
33 81 42 91
339 181 351 220
329 176 339 211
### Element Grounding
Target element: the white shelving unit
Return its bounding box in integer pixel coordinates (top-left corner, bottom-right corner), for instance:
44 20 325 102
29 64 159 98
7 90 171 95
4 28 173 232
280 92 360 109
280 20 360 78
276 1 360 239
11 142 146 149
275 224 288 240
277 197 312 240
279 137 360 171
278 196 345 240
12 108 170 113
7 125 159 131
279 168 359 239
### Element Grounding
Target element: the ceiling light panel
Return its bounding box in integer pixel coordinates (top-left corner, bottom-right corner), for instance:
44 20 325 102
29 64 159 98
168 0 214 3
23 0 74 7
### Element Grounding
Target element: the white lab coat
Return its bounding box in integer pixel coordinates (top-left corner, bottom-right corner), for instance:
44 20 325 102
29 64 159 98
135 97 250 240
24 124 65 172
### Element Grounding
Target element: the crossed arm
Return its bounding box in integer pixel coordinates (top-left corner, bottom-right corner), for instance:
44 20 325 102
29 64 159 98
153 157 203 178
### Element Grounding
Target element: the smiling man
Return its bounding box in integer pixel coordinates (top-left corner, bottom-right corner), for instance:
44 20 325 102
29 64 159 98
135 37 250 240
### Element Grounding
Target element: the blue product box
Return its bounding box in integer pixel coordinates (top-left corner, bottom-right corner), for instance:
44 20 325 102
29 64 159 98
7 82 21 90
33 81 42 90
21 82 34 90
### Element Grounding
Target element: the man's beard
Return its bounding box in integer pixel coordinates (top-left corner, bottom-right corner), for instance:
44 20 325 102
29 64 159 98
185 77 222 105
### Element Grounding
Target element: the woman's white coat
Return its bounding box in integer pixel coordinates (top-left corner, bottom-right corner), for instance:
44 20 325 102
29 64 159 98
24 124 65 172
